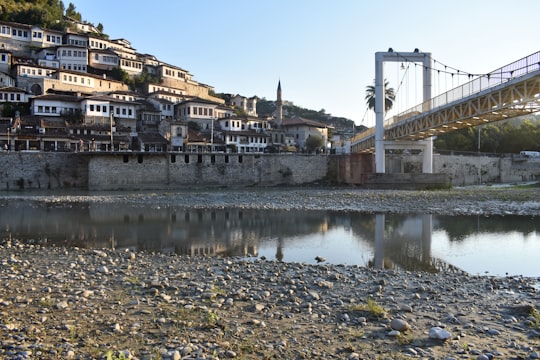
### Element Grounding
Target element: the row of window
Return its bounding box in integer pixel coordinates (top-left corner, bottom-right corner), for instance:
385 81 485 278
60 49 87 58
20 67 53 76
97 55 118 64
61 64 87 72
90 39 109 49
36 105 58 113
68 39 87 47
46 35 62 43
227 135 268 144
1 93 22 101
163 68 186 79
63 74 92 85
149 85 183 95
121 59 142 69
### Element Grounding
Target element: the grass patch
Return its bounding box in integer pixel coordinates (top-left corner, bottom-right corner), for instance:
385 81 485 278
531 307 540 330
348 298 387 319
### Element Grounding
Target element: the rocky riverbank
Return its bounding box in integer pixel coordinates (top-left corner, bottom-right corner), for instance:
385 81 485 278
1 241 539 360
1 185 539 359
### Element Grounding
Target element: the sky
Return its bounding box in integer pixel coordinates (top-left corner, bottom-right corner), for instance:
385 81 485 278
74 0 539 126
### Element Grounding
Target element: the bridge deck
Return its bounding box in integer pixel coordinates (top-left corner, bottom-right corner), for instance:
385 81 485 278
352 51 540 153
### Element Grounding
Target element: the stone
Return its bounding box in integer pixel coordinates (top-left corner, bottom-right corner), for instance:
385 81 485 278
429 326 452 341
390 318 411 331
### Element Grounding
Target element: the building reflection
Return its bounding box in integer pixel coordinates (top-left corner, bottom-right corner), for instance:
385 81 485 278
0 199 537 273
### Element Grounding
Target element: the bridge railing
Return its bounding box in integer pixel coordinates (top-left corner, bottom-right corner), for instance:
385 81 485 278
387 51 540 127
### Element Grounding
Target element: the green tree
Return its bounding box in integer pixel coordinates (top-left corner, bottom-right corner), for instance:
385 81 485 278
65 2 81 21
365 79 395 113
305 135 324 152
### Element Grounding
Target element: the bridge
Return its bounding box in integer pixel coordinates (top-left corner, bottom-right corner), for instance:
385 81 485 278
351 50 540 173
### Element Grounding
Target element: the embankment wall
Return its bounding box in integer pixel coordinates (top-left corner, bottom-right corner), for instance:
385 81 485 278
1 152 539 191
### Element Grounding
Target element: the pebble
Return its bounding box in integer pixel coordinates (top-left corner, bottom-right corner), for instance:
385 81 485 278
0 240 538 360
429 326 452 340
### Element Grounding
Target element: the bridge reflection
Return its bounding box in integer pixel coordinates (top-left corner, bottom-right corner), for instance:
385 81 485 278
0 201 537 273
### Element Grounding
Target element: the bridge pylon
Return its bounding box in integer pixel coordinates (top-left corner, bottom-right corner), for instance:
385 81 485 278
375 50 432 173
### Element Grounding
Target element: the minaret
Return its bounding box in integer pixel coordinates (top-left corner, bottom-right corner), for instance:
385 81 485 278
276 80 282 128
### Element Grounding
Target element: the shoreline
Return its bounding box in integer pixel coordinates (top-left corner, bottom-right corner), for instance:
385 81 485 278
1 241 539 360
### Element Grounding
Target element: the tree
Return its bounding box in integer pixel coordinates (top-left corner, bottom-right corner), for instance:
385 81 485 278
97 22 104 33
305 135 324 153
365 79 395 113
65 2 81 21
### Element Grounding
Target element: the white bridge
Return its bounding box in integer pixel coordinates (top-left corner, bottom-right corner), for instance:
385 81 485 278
351 50 540 173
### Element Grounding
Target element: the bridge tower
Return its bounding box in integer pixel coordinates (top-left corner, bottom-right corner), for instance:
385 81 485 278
375 50 432 173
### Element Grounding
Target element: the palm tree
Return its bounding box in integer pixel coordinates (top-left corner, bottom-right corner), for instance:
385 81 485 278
365 79 395 113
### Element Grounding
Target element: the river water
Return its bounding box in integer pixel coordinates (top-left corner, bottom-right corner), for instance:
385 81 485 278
0 190 538 277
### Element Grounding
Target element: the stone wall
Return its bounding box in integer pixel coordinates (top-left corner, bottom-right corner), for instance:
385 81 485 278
0 152 88 190
86 153 328 190
1 152 539 191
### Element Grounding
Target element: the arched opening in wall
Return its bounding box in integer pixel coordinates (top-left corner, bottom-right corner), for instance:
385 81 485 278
238 155 243 163
211 155 215 164
185 154 190 163
30 84 42 95
225 155 229 163
138 155 143 163
197 155 202 163
123 155 129 163
171 154 176 163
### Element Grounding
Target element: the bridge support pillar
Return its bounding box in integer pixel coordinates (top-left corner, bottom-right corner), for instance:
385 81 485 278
374 50 432 173
422 137 433 173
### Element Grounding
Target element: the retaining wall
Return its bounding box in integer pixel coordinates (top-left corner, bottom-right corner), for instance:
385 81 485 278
1 152 539 191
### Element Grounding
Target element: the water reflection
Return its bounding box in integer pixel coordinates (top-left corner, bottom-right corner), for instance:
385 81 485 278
0 200 538 276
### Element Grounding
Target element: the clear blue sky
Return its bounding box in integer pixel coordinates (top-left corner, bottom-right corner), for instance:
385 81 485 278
74 0 539 126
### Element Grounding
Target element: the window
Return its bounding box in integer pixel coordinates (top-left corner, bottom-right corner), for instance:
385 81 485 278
38 106 43 112
90 104 94 111
96 105 100 112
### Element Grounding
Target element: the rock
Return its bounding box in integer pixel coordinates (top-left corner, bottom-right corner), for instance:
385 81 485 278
390 318 411 331
315 256 326 263
429 326 452 340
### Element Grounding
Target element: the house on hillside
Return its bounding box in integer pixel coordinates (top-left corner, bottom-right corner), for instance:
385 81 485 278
218 115 270 153
281 117 332 153
230 95 258 116
1 86 32 104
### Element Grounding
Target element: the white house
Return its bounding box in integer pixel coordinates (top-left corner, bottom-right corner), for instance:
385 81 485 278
176 97 228 131
0 50 11 72
148 97 174 120
88 49 119 71
80 95 140 132
231 95 258 116
36 47 60 69
281 117 332 152
31 93 81 117
0 72 16 88
219 116 270 153
1 86 32 103
56 45 88 72
64 33 89 48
